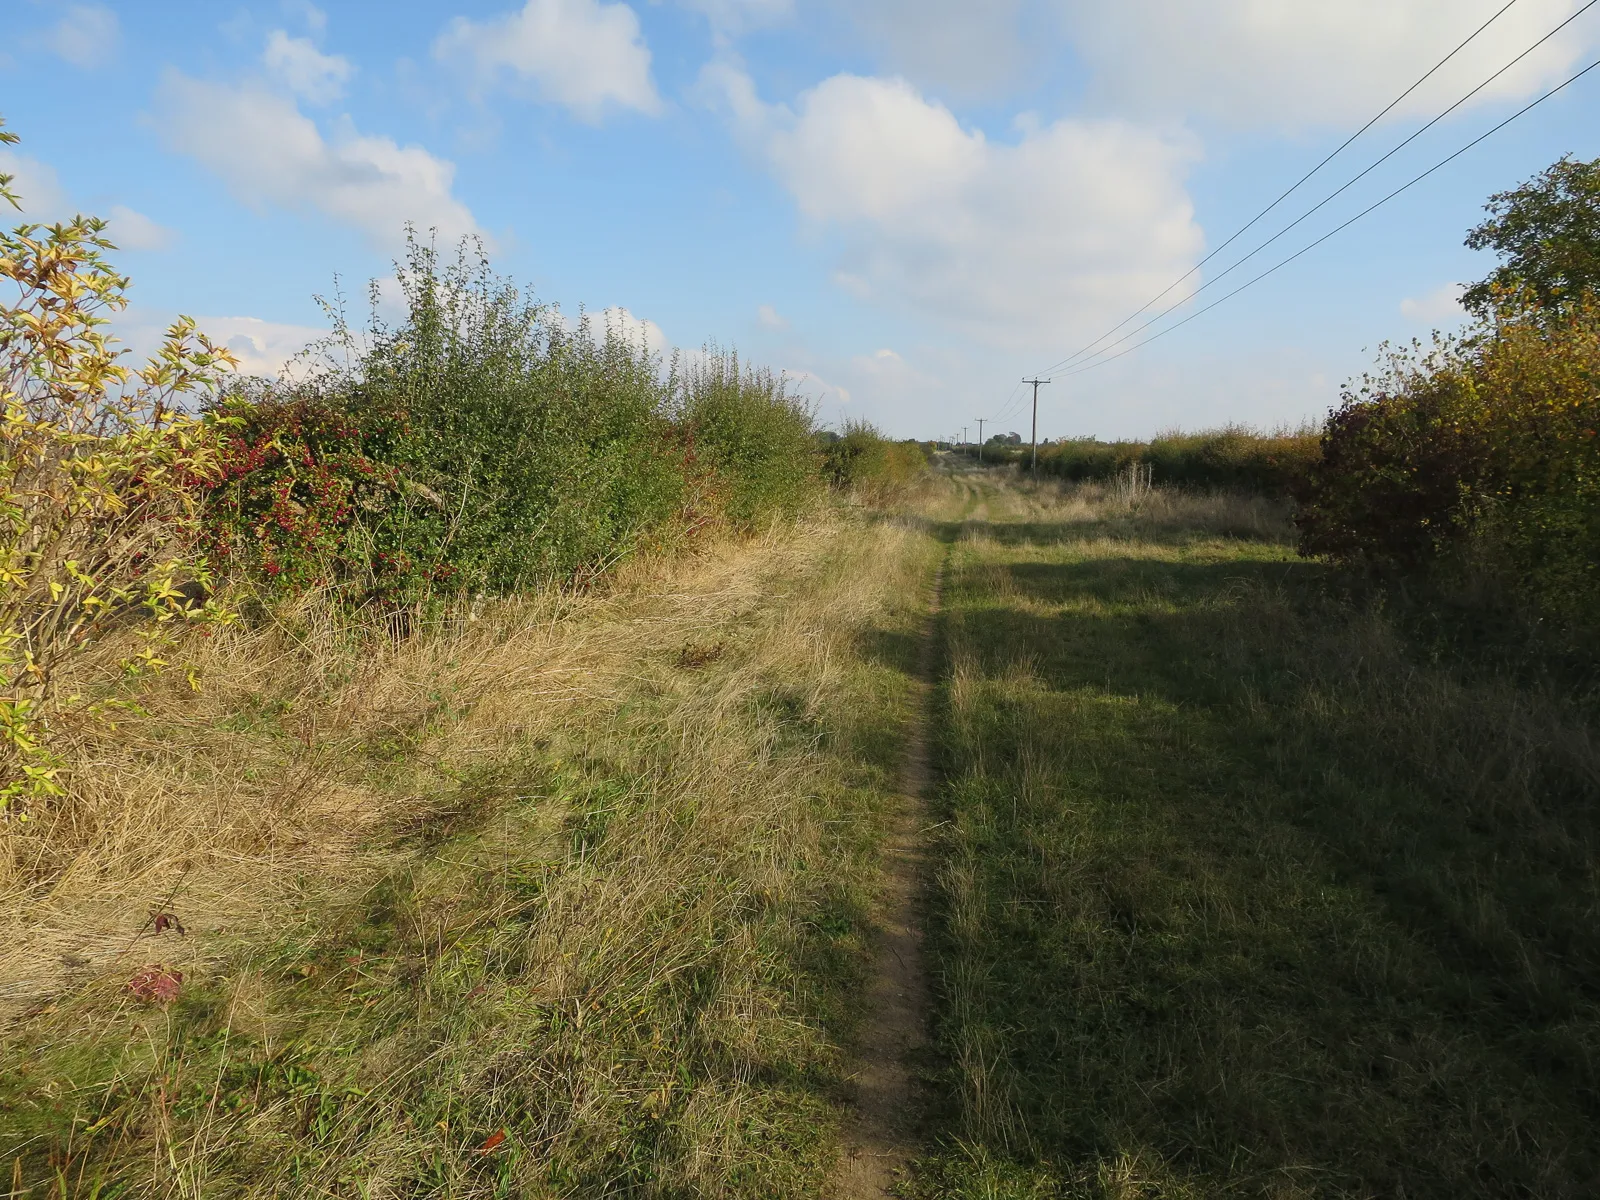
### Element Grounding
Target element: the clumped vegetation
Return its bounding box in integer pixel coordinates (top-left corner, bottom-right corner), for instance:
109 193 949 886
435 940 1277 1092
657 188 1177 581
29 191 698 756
1298 297 1600 648
202 240 823 608
819 419 931 499
971 427 1321 497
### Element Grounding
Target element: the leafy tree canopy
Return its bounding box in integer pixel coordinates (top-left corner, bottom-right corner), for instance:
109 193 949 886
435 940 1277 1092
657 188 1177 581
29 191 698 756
1464 155 1600 316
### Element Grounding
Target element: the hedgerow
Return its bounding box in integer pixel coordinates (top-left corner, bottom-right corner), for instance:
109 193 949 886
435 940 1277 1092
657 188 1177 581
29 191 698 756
980 426 1321 495
819 419 930 498
1296 293 1600 640
202 238 825 605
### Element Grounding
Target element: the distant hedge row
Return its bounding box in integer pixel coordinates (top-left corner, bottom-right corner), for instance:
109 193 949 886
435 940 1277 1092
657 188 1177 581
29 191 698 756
969 427 1321 496
199 240 918 607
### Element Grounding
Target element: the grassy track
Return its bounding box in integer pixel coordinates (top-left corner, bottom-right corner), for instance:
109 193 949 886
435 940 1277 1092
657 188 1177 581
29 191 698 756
0 512 941 1197
914 471 1600 1199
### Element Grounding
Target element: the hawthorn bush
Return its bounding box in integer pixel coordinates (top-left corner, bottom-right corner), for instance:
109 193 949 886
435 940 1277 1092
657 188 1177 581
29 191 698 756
1297 296 1600 638
201 238 825 605
820 419 929 498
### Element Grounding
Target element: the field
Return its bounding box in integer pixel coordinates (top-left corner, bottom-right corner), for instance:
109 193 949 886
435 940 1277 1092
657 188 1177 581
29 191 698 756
914 471 1600 1199
0 512 940 1196
5 465 1600 1197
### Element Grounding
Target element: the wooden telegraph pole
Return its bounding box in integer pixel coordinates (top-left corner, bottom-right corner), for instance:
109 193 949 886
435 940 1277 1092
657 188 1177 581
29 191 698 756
975 418 986 463
1022 378 1050 480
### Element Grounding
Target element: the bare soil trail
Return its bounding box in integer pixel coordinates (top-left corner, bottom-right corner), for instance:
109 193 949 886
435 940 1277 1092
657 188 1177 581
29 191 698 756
830 561 945 1199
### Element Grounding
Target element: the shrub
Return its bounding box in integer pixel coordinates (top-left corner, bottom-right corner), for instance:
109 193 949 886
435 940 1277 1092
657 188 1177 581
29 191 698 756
821 419 928 497
1297 297 1600 636
1031 427 1320 495
202 238 828 604
0 118 233 811
201 386 420 599
204 239 694 602
674 346 821 528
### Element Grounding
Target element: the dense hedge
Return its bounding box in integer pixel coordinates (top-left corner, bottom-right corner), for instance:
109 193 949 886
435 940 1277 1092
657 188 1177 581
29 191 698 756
201 242 822 605
1297 297 1600 638
972 427 1320 496
819 420 930 498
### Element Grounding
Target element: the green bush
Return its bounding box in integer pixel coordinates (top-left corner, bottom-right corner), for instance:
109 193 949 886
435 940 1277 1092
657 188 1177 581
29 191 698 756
675 347 821 529
202 239 826 605
820 419 928 497
1025 427 1320 495
1297 298 1600 636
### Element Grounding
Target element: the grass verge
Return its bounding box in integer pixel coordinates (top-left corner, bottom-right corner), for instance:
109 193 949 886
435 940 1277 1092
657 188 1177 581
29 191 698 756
1 512 940 1197
913 471 1600 1199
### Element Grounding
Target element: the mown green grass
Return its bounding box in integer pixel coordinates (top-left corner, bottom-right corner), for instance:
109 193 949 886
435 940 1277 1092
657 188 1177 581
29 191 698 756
914 474 1600 1199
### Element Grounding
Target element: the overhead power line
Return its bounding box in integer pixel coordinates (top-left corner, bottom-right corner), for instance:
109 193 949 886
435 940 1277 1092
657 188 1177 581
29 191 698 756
1040 0 1530 376
1044 0 1600 377
1053 53 1600 379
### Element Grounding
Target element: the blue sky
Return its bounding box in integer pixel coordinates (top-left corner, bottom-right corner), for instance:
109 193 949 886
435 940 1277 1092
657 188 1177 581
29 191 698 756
4 0 1599 438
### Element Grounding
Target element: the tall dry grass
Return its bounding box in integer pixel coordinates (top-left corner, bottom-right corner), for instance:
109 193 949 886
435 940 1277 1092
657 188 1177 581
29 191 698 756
1 510 940 1196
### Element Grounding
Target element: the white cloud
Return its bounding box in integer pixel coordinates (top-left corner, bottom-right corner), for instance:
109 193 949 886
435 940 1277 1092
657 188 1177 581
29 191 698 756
193 315 329 377
703 67 1203 347
434 0 661 121
0 150 68 217
263 30 353 104
285 1 329 34
785 367 852 408
1062 0 1590 131
1400 282 1467 323
0 152 172 251
156 72 484 250
844 0 1030 97
599 306 669 355
105 205 175 251
681 0 792 36
45 4 120 68
757 303 788 330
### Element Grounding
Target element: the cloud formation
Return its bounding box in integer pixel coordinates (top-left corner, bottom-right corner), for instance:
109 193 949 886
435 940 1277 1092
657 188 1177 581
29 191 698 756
157 72 483 249
45 4 120 68
434 0 661 121
263 31 354 104
106 205 175 251
704 67 1203 347
680 0 793 36
844 0 1032 98
1063 0 1590 130
1400 282 1468 323
0 150 172 250
192 315 329 377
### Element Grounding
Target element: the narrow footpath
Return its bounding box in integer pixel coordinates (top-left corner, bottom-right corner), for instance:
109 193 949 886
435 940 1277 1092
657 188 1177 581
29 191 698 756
830 562 944 1198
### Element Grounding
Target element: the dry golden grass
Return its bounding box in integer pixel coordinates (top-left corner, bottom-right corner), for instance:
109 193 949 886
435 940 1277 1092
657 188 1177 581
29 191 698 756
1 508 941 1196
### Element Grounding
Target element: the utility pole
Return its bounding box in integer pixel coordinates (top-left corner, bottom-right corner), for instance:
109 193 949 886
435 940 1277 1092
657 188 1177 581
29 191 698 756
975 418 986 463
1022 378 1050 480
963 425 968 450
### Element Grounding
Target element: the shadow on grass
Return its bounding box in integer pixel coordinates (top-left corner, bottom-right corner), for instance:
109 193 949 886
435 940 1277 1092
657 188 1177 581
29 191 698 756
921 543 1600 1199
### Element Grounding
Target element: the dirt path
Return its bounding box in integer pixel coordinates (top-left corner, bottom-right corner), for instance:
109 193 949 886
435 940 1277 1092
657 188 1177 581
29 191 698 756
830 563 944 1198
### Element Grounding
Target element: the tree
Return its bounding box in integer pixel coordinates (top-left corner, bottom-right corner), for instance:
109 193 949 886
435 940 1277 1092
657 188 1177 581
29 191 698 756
1463 155 1600 316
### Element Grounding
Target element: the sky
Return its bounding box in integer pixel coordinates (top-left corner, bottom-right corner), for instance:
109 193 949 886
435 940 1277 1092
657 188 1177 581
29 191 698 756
3 0 1599 439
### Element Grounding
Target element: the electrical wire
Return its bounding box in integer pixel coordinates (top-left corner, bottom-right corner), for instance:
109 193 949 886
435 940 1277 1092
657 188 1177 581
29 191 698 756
1043 0 1600 377
1054 53 1600 379
1039 0 1531 375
